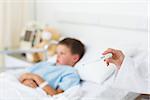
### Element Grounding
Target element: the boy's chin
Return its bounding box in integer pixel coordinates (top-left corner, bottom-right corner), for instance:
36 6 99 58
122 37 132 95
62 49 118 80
56 62 70 66
56 62 64 65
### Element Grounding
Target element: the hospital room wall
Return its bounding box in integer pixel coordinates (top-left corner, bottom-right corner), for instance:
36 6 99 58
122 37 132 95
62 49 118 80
35 1 148 48
0 3 4 67
0 1 35 46
35 1 148 38
0 1 35 68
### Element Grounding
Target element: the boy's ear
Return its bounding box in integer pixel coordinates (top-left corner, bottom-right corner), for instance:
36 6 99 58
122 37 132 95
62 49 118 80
73 54 80 63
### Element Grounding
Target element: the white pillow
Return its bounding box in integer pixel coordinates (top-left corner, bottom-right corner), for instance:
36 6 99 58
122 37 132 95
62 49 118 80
75 60 116 84
75 41 145 84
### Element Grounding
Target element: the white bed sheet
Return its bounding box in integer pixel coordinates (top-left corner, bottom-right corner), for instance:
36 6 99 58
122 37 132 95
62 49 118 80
0 70 82 100
0 69 138 100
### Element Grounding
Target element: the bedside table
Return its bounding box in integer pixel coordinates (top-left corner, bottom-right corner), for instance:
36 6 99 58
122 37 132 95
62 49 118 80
1 48 48 70
4 54 33 68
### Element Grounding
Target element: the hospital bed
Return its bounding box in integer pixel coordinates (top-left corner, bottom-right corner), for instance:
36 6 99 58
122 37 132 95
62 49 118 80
0 11 148 100
0 46 141 100
0 66 140 100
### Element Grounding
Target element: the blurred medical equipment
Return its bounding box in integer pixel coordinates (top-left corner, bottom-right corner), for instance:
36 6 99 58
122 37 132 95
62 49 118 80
20 22 43 50
0 47 49 71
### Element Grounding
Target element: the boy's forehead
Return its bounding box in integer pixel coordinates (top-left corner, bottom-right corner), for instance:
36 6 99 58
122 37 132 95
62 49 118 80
57 44 74 54
57 44 71 50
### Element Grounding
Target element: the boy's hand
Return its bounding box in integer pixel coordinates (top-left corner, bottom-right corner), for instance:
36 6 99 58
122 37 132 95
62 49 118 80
19 73 45 86
22 79 38 88
19 73 35 82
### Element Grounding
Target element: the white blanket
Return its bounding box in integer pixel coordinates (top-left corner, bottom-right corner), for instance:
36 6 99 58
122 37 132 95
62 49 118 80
0 71 82 100
0 70 138 100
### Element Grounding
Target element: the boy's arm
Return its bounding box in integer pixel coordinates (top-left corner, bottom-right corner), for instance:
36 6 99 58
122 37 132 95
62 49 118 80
32 75 64 96
42 85 64 96
19 73 64 96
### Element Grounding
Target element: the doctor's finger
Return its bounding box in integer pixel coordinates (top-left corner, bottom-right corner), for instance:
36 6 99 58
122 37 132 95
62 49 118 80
104 58 115 64
102 48 116 55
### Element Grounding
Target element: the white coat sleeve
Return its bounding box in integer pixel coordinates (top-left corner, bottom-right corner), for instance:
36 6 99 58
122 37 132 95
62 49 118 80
113 51 149 94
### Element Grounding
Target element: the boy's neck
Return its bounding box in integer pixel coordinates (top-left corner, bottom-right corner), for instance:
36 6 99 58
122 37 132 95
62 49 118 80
56 63 74 67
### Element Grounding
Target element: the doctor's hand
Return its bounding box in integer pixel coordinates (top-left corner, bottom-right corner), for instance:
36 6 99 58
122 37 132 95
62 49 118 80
22 79 38 88
103 48 125 70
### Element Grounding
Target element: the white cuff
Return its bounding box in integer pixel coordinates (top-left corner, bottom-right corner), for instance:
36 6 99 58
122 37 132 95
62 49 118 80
39 81 49 89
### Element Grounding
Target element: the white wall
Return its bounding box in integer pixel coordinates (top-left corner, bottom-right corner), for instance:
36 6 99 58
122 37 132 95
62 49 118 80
35 0 148 53
0 2 5 67
36 1 147 30
0 0 35 67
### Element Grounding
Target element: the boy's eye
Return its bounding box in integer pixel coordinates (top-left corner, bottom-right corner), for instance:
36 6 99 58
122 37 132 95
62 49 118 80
60 52 65 55
56 51 63 54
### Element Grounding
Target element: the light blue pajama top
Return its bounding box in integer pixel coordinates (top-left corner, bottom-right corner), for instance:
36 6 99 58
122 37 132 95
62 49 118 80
25 62 80 91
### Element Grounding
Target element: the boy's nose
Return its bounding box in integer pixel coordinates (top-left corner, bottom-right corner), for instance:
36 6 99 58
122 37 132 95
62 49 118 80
57 54 60 59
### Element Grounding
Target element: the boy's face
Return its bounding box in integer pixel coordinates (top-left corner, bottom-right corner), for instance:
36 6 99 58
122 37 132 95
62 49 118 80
56 44 79 66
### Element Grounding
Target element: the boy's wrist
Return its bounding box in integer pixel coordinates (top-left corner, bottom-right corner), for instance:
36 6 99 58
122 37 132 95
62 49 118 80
34 75 45 85
39 81 49 89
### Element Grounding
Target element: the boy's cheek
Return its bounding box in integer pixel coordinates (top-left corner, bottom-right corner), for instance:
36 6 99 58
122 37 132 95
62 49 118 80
59 60 67 65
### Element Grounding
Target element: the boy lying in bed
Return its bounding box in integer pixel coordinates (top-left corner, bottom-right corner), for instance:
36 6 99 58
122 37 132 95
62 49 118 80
19 38 85 96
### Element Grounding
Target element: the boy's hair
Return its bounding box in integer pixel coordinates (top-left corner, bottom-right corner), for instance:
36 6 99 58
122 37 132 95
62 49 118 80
58 37 85 61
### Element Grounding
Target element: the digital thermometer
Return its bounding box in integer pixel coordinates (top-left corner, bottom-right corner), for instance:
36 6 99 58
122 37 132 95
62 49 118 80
82 53 113 65
100 53 113 60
